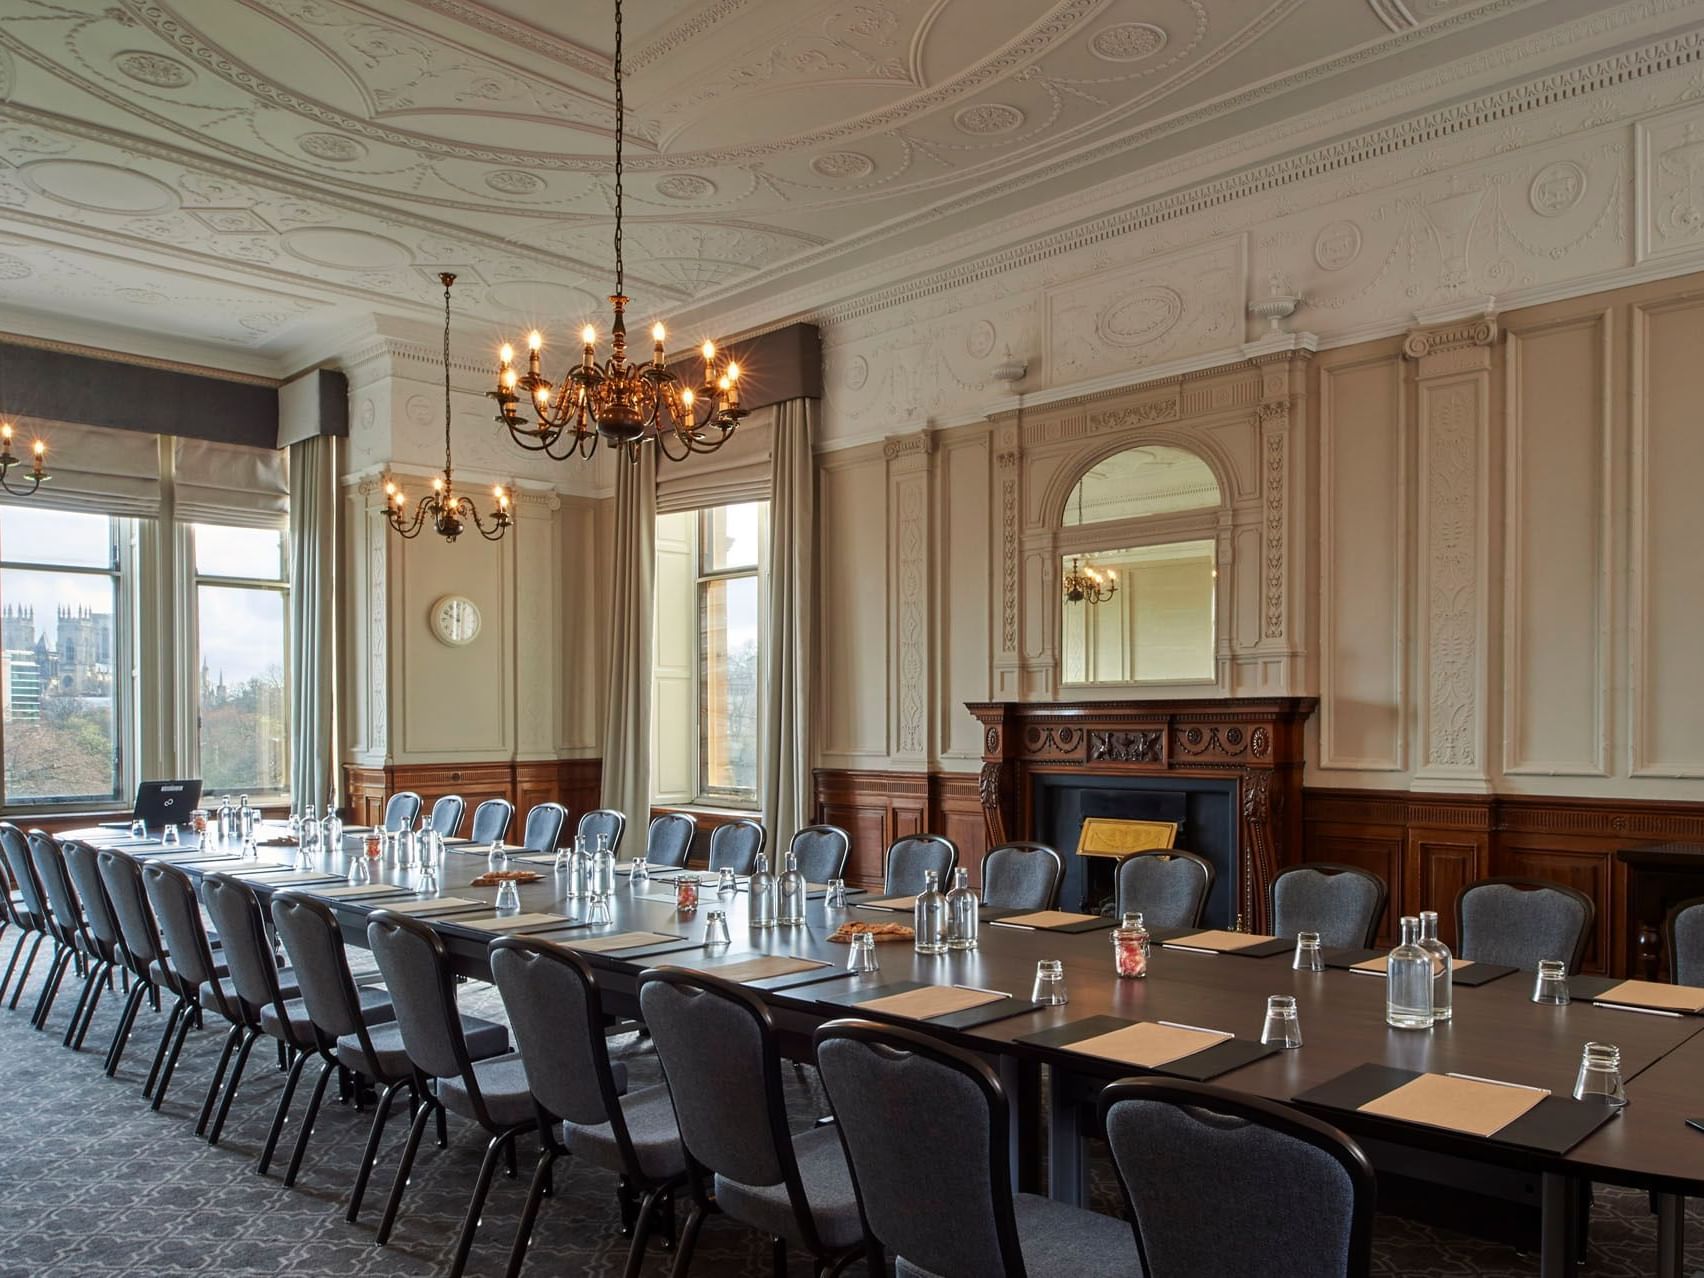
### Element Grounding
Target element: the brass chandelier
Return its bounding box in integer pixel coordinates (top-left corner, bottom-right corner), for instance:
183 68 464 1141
487 0 746 464
384 273 512 543
0 342 49 498
1062 556 1117 606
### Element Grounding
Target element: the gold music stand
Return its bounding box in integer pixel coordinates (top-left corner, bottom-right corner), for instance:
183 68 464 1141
1075 817 1179 861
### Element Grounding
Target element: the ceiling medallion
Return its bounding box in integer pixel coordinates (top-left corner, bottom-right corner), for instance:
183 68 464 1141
485 169 545 195
810 151 874 179
1090 23 1168 62
655 174 717 199
488 0 744 465
112 50 196 88
296 132 367 162
953 103 1025 135
383 274 511 543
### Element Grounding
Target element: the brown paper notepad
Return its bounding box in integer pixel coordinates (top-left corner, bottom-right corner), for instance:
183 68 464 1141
1066 1021 1231 1068
1168 929 1280 952
1358 1073 1548 1138
237 870 342 886
1350 956 1477 976
695 956 826 983
859 896 918 912
1594 979 1704 1013
313 884 413 899
452 913 574 934
378 896 483 915
995 910 1102 929
857 985 1007 1020
570 930 682 953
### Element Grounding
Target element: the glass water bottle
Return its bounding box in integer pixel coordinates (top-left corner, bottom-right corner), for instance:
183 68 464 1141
777 851 806 925
946 867 979 951
217 795 235 843
750 853 778 928
914 870 948 954
1417 909 1453 1022
1386 916 1436 1030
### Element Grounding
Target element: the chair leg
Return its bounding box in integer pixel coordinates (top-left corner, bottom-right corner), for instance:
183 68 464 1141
195 1025 244 1137
151 1001 196 1111
375 1096 435 1245
448 1128 517 1278
668 1202 707 1278
30 944 70 1029
621 1184 673 1278
143 1000 185 1098
282 1057 336 1187
435 1100 448 1148
60 958 99 1046
209 1028 263 1147
503 1147 558 1278
256 1046 309 1173
105 980 148 1076
0 925 19 1005
771 1235 788 1278
6 932 43 1009
346 1078 405 1221
69 961 111 1050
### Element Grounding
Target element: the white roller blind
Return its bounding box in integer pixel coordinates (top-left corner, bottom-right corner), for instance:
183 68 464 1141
173 436 289 529
0 417 163 518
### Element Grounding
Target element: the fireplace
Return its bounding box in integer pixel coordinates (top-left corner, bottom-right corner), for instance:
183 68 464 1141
967 698 1316 931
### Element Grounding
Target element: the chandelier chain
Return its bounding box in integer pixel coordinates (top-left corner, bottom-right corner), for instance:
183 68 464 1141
612 0 624 298
442 273 453 483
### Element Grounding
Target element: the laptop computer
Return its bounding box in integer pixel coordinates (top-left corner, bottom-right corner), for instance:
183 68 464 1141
98 779 204 831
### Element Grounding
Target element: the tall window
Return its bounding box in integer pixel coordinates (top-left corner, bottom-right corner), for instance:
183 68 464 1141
193 525 289 795
654 501 766 808
0 508 124 806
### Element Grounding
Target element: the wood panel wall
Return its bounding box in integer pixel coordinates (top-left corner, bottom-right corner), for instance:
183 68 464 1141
341 758 601 836
813 769 987 888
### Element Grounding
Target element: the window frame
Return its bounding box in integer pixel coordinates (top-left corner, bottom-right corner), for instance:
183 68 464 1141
693 503 765 807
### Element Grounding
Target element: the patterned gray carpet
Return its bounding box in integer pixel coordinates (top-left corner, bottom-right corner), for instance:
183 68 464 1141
0 952 1697 1277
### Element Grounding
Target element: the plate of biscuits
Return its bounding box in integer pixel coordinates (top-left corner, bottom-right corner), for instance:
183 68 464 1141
826 920 915 945
469 868 543 887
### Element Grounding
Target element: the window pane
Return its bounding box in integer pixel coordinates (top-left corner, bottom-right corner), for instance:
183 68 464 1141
0 508 113 569
194 525 286 580
1 567 119 804
700 574 759 799
198 584 287 793
701 502 763 572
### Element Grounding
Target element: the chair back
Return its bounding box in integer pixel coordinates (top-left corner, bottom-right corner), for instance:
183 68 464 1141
708 819 767 875
638 968 794 1190
62 841 122 961
816 1019 1025 1276
490 939 628 1133
1456 877 1594 972
469 798 514 845
884 835 958 896
521 802 567 855
578 808 627 855
428 795 466 838
142 861 228 1012
790 825 850 884
382 791 422 833
1116 850 1214 928
366 910 478 1084
1667 896 1704 986
27 830 84 944
201 873 289 1030
270 891 376 1049
97 849 164 972
0 822 46 923
1270 864 1388 949
646 812 696 869
1100 1078 1374 1278
980 843 1063 911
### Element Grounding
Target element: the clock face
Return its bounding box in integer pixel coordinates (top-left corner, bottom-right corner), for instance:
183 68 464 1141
431 595 481 646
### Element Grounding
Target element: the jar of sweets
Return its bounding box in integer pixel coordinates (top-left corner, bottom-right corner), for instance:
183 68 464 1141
1111 911 1150 979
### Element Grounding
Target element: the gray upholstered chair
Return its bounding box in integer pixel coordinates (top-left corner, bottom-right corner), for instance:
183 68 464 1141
367 910 536 1278
638 967 865 1276
1115 850 1215 928
578 807 628 856
142 860 241 1112
520 802 567 855
1667 896 1704 986
646 812 697 869
0 839 40 1009
816 1019 1137 1278
382 791 423 833
884 835 958 896
0 822 51 1014
94 848 169 1078
790 825 851 885
1101 1078 1375 1278
708 818 767 876
429 794 466 838
1456 877 1595 972
60 840 127 1052
25 830 92 1035
981 843 1064 912
470 798 515 845
1270 863 1388 949
270 891 508 1211
490 937 674 1278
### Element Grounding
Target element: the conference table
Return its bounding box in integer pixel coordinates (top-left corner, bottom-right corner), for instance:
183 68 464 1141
77 824 1704 1278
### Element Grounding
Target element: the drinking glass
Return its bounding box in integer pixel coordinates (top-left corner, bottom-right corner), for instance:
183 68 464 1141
1293 931 1324 972
1532 959 1571 1005
1573 1041 1627 1106
631 857 650 885
1261 994 1303 1049
416 862 439 897
825 879 849 909
704 909 731 948
348 856 371 886
162 824 180 847
130 819 147 840
1032 959 1069 1006
587 894 613 926
846 932 880 974
488 837 505 865
717 867 737 894
495 881 520 913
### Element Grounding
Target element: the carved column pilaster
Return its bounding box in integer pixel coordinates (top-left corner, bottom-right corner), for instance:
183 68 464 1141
990 418 1023 701
350 475 396 767
884 430 934 767
1405 317 1497 793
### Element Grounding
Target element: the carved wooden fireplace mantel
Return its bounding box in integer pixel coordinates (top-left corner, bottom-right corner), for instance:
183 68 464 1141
967 698 1316 930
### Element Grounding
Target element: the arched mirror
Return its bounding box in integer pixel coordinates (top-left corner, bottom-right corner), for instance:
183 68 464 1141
1060 445 1221 685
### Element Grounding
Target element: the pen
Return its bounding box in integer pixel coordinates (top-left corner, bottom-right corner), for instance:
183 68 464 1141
1162 944 1222 955
1591 1001 1682 1018
1156 1020 1232 1037
1445 1072 1551 1095
952 984 1011 1000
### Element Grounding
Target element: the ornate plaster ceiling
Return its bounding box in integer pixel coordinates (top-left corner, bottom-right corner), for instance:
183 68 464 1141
0 0 1656 369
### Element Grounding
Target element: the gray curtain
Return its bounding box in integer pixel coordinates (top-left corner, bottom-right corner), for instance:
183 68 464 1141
288 435 337 809
600 446 657 830
760 399 815 843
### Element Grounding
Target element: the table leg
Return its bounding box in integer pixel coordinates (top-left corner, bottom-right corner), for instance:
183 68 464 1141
1655 1193 1685 1278
999 1056 1033 1194
1540 1174 1580 1278
1048 1068 1085 1207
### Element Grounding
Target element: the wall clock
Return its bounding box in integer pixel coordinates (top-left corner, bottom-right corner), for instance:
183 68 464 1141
431 595 481 646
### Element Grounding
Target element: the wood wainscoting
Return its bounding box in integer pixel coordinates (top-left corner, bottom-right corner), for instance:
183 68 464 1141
813 769 987 888
1303 788 1704 977
342 758 602 836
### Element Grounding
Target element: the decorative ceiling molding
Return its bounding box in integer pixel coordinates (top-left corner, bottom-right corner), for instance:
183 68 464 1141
0 328 282 385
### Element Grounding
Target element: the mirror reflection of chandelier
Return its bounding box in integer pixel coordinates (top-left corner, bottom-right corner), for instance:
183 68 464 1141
1063 479 1116 604
487 0 746 464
